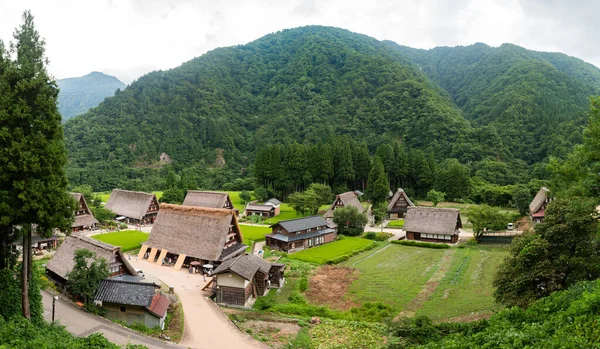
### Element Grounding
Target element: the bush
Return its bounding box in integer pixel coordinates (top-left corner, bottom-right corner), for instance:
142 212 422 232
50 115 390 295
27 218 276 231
253 296 275 310
297 277 308 293
391 240 450 249
365 232 392 241
339 227 364 236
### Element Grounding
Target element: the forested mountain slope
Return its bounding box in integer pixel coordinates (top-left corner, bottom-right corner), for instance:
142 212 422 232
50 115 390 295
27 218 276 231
58 72 126 121
391 43 600 162
65 26 508 191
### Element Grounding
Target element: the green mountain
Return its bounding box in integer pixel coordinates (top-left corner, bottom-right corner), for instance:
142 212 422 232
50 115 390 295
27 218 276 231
57 71 126 121
390 42 600 162
64 26 600 192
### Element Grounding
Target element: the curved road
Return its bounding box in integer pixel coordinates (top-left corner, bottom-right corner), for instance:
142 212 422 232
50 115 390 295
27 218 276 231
128 256 269 349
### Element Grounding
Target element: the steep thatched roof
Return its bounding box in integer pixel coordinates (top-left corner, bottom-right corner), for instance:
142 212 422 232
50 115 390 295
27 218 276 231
213 254 272 280
70 193 99 227
404 207 462 235
387 188 415 211
105 189 156 220
323 191 364 218
182 191 232 209
145 204 245 261
46 235 136 280
529 187 550 214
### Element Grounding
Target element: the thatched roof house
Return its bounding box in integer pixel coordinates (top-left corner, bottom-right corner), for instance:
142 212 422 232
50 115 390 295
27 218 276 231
140 204 246 269
105 189 159 224
529 187 551 224
71 192 99 231
46 235 136 285
213 254 284 306
404 207 462 243
182 191 234 209
323 191 365 219
387 188 415 219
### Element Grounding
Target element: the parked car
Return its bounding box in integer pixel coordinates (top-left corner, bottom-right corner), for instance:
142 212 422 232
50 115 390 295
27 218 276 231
507 223 514 230
135 269 145 278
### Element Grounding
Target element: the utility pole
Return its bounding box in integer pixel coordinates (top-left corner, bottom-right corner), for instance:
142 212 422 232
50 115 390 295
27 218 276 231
52 296 58 322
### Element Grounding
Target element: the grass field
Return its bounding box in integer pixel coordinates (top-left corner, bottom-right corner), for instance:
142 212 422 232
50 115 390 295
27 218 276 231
91 230 149 251
339 243 508 320
239 224 271 242
386 219 404 228
289 237 374 264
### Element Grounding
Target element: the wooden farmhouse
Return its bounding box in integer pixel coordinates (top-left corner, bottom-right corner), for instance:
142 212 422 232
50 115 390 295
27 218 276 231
404 207 462 243
104 189 159 224
387 188 415 219
323 191 365 220
71 192 99 232
182 190 234 209
212 254 285 307
46 235 136 287
265 216 336 253
138 204 247 271
94 279 169 329
244 198 281 218
529 187 551 224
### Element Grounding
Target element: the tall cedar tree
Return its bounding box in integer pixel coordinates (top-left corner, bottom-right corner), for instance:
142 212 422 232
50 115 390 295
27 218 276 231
366 156 389 205
0 11 74 318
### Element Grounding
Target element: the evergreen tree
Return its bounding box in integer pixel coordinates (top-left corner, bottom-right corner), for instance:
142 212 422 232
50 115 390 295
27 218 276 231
436 158 470 201
366 156 389 205
0 11 74 319
352 142 371 191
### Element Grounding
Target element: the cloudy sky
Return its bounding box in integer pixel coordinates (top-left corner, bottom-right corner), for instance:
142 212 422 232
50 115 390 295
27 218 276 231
1 0 598 83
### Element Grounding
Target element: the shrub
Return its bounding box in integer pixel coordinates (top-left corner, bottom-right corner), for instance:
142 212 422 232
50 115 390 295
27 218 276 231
365 232 392 241
298 277 308 293
254 296 275 310
391 240 450 249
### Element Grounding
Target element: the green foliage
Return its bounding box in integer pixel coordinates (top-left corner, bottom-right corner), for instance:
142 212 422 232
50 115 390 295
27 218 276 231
66 248 110 303
159 188 185 204
286 189 320 215
90 206 117 224
0 267 43 321
390 240 450 249
308 183 334 207
493 197 600 307
366 156 389 206
364 232 392 241
468 204 513 240
332 206 368 236
373 202 388 224
253 187 270 202
435 159 470 201
310 319 389 349
239 190 252 204
426 189 445 207
513 186 532 215
297 277 309 293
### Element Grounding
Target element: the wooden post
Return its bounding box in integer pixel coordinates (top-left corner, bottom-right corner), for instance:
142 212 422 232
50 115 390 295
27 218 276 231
173 254 186 271
147 248 158 263
137 244 148 260
156 249 168 266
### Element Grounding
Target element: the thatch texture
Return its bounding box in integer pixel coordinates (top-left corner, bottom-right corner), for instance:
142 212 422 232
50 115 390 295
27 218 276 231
529 187 550 214
213 254 272 280
105 189 156 220
145 204 243 261
70 192 99 227
387 188 415 211
182 191 232 209
324 191 364 218
404 207 461 235
46 235 136 281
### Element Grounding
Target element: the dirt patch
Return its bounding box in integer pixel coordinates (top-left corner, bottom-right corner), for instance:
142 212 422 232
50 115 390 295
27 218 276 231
305 266 359 310
396 249 456 319
443 312 493 323
516 216 530 231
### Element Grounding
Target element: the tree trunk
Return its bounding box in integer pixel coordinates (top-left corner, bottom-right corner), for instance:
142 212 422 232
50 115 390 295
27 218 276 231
21 228 31 319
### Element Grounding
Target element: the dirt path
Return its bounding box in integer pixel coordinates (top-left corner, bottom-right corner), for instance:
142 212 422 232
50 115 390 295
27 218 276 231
395 249 456 319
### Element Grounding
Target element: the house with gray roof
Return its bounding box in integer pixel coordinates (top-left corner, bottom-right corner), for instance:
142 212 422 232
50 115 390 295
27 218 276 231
212 254 285 307
529 187 552 224
71 192 99 232
104 189 159 224
265 216 336 253
323 191 365 220
404 207 462 243
387 188 415 219
94 279 169 329
244 198 281 218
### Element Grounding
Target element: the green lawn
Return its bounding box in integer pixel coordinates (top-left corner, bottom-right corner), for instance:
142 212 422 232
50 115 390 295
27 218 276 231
239 224 271 242
289 237 374 264
386 219 404 228
91 230 149 251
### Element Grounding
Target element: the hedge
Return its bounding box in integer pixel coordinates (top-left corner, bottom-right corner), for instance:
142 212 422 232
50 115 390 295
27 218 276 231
390 240 450 249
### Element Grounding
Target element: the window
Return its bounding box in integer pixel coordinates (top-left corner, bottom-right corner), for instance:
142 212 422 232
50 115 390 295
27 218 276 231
120 306 126 312
110 265 120 273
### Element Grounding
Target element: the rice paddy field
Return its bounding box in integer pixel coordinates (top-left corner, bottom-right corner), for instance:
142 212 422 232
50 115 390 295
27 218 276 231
91 230 149 252
239 224 271 243
289 237 374 264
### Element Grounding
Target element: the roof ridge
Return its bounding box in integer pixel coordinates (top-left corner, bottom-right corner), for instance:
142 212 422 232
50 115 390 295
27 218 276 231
75 235 116 250
277 215 320 223
160 203 234 216
104 278 156 287
112 189 154 196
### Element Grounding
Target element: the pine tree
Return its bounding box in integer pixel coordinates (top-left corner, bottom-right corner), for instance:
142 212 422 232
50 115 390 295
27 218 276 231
0 11 74 319
352 141 371 191
366 156 389 205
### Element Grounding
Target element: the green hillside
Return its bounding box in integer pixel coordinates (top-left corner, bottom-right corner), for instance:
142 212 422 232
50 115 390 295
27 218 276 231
57 71 126 121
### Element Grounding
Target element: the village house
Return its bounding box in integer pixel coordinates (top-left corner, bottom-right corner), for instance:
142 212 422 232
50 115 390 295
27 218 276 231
94 279 169 329
46 235 137 287
265 216 336 253
404 207 462 243
529 187 552 224
323 191 365 220
182 190 234 209
12 233 59 254
387 188 415 219
212 254 285 307
104 189 160 225
71 192 99 232
244 198 281 218
138 204 247 271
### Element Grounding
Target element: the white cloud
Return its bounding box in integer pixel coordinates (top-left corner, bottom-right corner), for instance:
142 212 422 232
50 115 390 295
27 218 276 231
0 0 598 83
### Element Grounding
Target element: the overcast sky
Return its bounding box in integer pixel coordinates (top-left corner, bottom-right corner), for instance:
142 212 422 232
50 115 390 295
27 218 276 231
1 0 598 84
